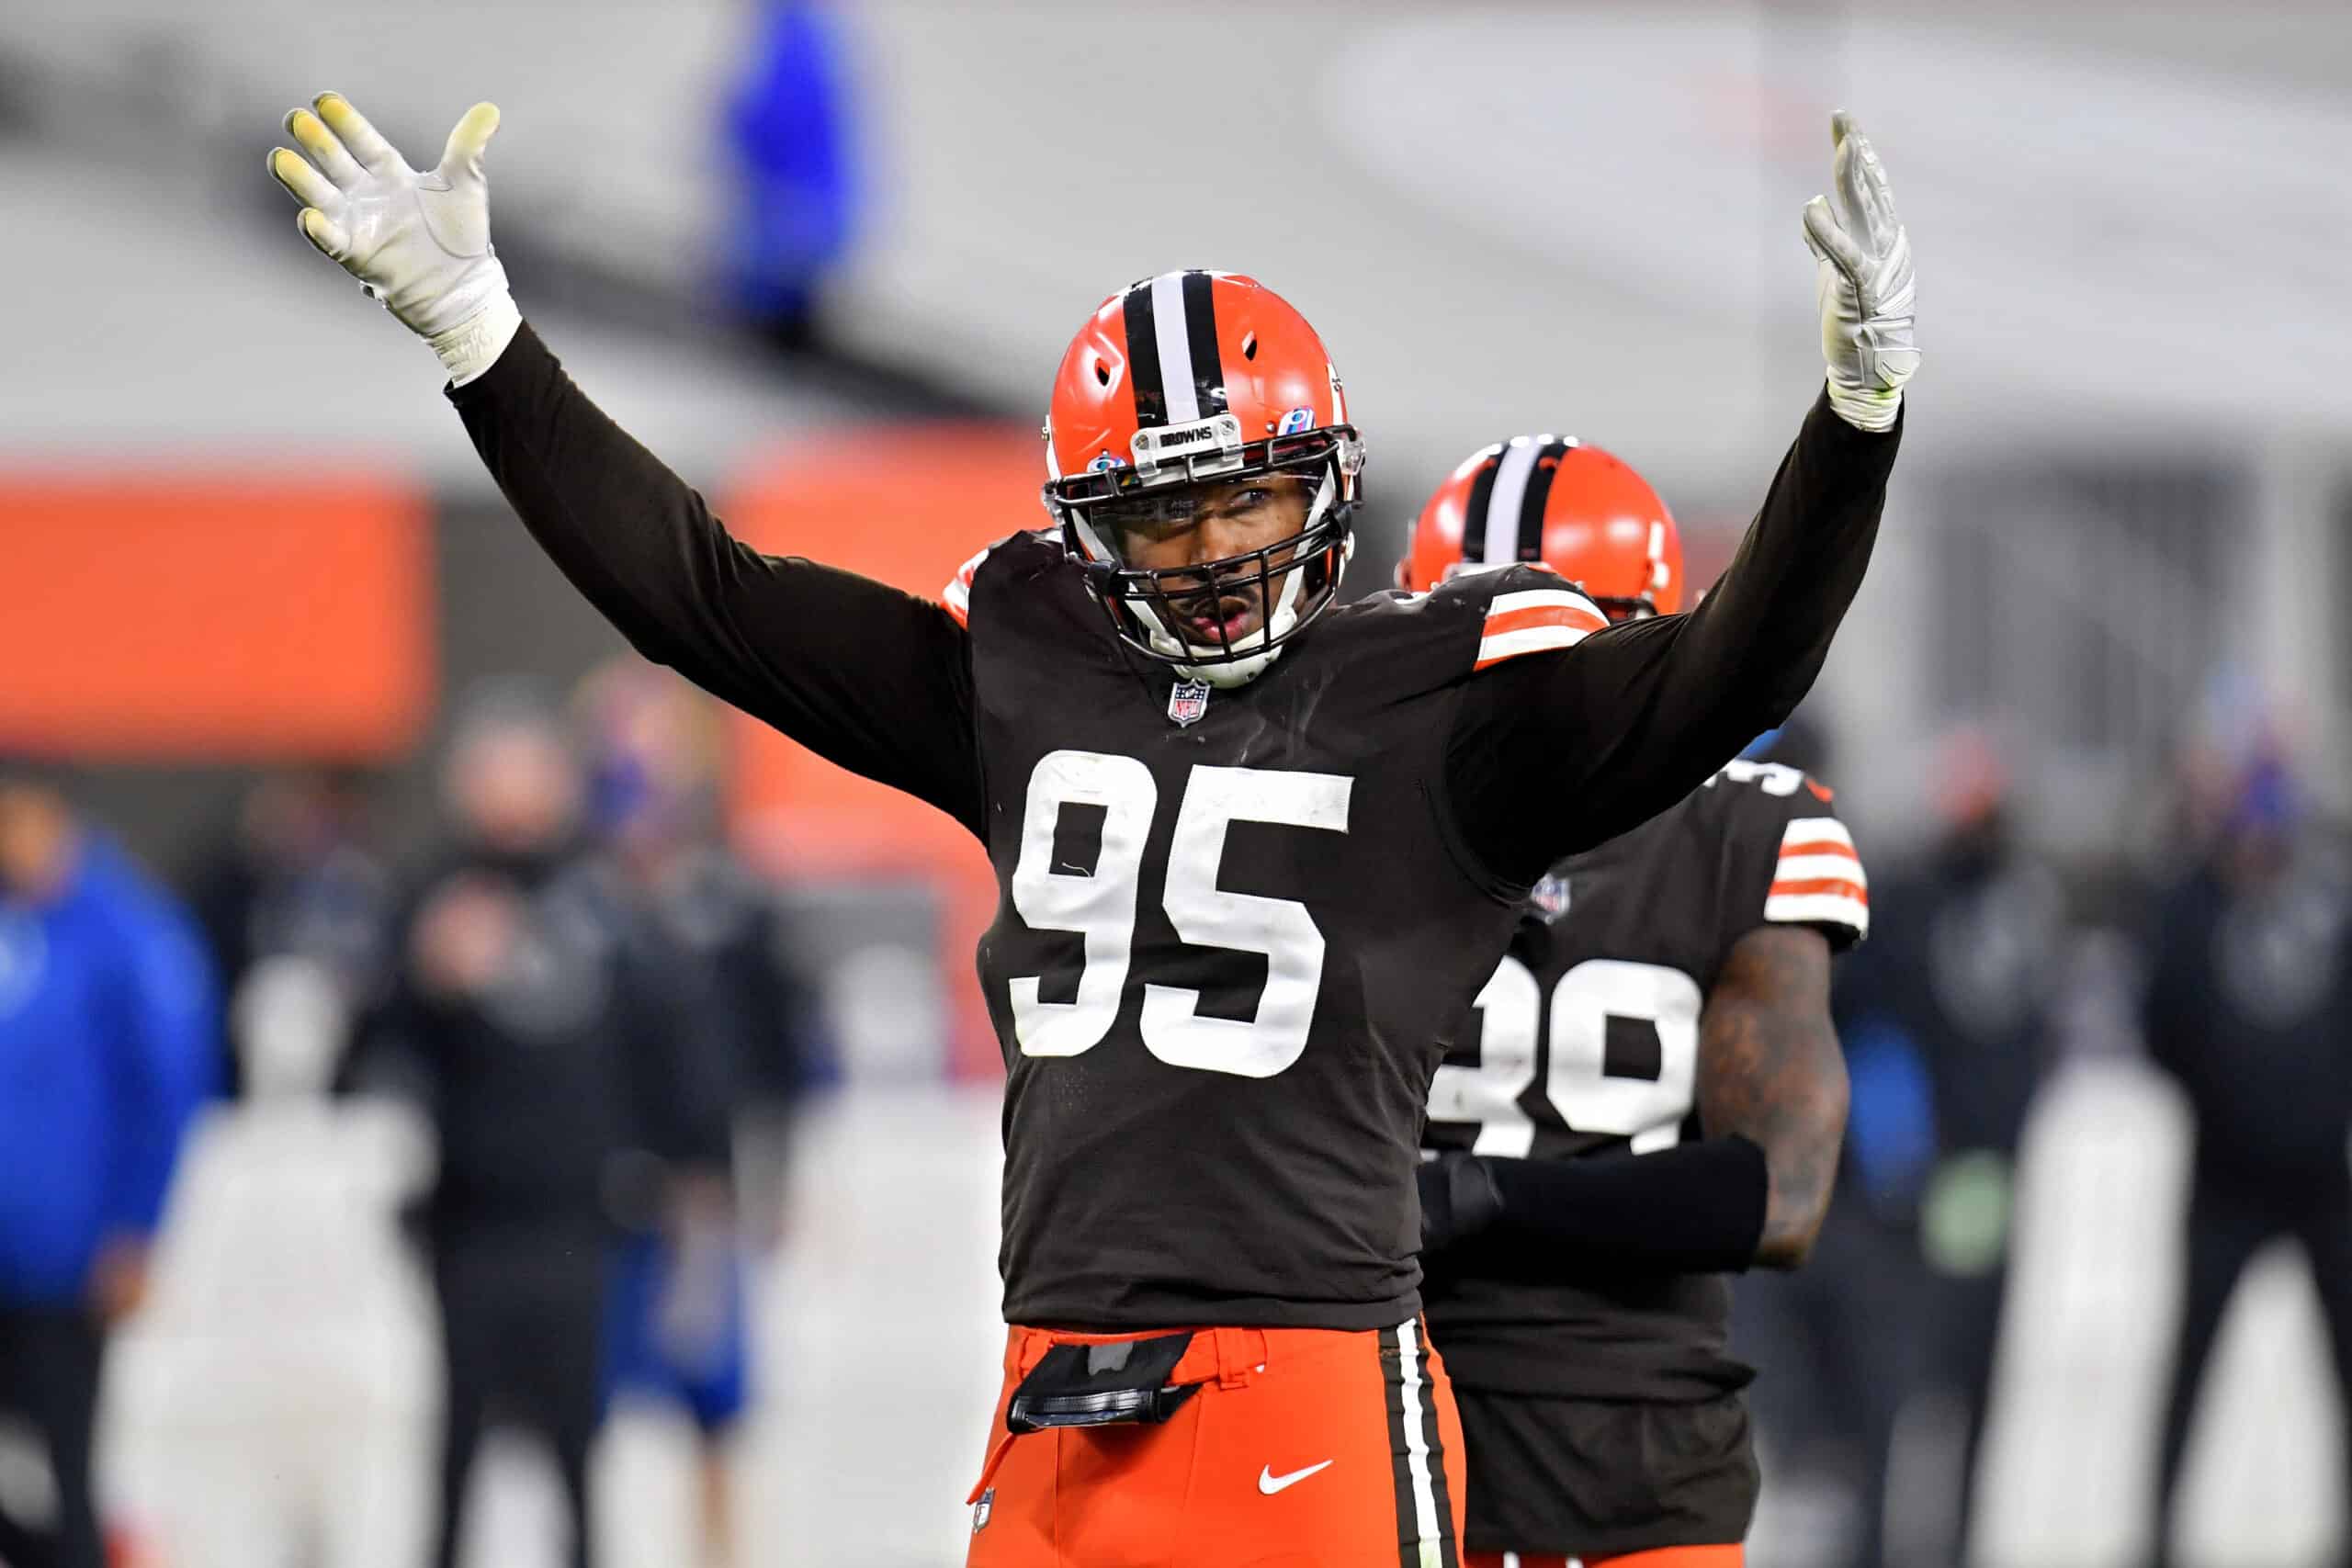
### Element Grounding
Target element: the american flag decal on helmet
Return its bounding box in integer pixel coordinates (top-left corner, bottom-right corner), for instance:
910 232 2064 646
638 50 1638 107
1765 818 1869 938
1473 586 1608 671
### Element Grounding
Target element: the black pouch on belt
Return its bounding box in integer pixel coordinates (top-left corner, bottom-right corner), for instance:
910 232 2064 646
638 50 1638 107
1005 1331 1203 1433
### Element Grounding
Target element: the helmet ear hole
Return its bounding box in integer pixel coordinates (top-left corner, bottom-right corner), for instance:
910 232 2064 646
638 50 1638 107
1092 357 1112 387
1241 333 1258 361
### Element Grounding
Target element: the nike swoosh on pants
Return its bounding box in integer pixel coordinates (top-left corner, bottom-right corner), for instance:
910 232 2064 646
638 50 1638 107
1257 1459 1335 1495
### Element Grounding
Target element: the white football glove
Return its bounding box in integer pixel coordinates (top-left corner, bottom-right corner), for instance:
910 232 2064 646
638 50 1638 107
1803 111 1917 432
267 93 520 384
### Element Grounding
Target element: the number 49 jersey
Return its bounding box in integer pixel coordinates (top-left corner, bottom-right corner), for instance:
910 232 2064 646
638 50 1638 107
1419 761 1868 1402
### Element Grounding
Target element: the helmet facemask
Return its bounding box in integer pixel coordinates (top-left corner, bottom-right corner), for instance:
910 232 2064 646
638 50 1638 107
1048 418 1363 687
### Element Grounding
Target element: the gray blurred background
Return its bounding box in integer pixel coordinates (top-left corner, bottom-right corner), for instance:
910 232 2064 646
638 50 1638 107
0 3 2346 1566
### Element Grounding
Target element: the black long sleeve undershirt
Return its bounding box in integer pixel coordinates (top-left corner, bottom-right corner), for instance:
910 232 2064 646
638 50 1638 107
447 323 986 838
1444 392 1902 886
1431 1136 1771 1277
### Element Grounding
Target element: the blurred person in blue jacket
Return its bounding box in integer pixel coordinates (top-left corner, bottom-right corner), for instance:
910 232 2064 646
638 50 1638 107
575 660 830 1568
2143 743 2352 1568
720 1 857 347
0 755 219 1568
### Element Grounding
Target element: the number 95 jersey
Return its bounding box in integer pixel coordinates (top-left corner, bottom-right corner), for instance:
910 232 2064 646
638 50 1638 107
447 329 1901 1341
963 533 1609 1333
1419 761 1868 1401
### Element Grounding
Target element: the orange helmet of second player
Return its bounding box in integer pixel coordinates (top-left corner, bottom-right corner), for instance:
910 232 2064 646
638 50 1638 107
1400 436 1680 622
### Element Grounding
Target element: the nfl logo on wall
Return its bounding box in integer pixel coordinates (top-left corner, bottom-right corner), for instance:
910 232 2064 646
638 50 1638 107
1167 678 1212 728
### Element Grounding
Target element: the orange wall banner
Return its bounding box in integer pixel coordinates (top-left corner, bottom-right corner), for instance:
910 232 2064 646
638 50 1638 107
723 423 1045 1078
0 471 433 760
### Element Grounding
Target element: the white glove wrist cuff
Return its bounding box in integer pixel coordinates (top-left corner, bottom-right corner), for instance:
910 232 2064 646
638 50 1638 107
1825 378 1902 433
430 290 523 387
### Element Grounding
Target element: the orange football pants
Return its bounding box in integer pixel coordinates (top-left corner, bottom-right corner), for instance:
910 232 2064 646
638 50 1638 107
966 1319 1467 1567
1464 1548 1743 1567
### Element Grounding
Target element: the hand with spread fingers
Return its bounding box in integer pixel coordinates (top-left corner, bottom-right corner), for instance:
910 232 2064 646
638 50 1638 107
1804 111 1919 433
267 92 520 383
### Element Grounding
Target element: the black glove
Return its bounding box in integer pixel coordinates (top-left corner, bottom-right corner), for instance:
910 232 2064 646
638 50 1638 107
1417 1151 1505 1257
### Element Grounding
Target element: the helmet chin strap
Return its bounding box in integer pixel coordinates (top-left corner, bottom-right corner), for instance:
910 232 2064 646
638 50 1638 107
1171 566 1303 687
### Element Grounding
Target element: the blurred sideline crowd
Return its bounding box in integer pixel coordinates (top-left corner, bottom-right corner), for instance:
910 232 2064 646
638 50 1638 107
2 680 2347 1568
1734 716 2352 1567
1 660 832 1568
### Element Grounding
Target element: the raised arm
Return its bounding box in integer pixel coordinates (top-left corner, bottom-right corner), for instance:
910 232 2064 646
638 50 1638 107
447 326 984 829
1448 113 1915 885
266 94 983 834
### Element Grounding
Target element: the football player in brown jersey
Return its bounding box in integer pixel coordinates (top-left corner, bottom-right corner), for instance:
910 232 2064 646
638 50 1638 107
269 93 1912 1566
1405 446 1864 1568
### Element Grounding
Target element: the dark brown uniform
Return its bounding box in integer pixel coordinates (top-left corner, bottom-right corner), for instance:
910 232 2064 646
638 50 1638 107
447 324 1899 1563
1423 763 1868 1559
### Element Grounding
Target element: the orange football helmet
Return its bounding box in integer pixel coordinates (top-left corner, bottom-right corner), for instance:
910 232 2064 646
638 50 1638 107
1042 270 1363 679
1399 436 1681 622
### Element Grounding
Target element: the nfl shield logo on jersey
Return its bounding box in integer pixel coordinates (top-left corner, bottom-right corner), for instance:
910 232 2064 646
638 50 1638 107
1167 678 1212 728
1531 872 1572 919
972 1488 994 1534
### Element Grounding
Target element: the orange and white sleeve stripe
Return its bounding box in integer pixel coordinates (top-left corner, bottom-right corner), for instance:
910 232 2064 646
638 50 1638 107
939 544 992 628
1473 587 1610 671
1766 817 1869 938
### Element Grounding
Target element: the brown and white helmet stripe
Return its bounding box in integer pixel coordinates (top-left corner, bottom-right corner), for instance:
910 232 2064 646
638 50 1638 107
1459 435 1579 569
1119 270 1231 429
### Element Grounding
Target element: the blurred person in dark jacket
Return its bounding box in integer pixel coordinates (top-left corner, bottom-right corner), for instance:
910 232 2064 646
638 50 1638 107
1726 716 1936 1568
1735 722 2064 1568
352 693 725 1568
1836 728 2065 1563
574 660 831 1225
2143 746 2352 1568
0 755 219 1568
575 660 825 1568
190 767 393 1096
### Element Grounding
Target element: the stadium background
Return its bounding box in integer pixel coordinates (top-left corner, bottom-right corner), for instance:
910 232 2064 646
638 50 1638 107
2 1 2347 1564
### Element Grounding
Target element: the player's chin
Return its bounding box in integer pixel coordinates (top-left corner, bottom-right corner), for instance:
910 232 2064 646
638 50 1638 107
1166 593 1266 652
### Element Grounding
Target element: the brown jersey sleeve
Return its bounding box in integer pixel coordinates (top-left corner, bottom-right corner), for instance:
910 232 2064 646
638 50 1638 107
447 324 985 838
1707 763 1870 956
1445 389 1901 886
